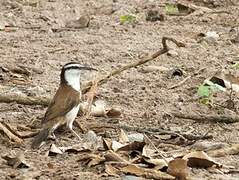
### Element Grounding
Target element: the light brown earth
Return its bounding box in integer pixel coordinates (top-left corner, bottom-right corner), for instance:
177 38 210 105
0 0 239 179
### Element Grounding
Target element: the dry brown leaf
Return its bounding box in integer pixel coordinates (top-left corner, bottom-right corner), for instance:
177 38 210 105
171 151 189 159
207 144 239 157
167 159 189 180
117 141 146 152
143 157 168 170
154 134 172 140
119 129 129 143
112 140 124 152
142 145 156 157
104 150 129 163
106 107 121 118
87 155 105 167
183 151 221 168
105 164 120 177
120 164 175 180
47 144 63 156
77 153 104 167
61 144 92 154
77 153 94 162
103 138 112 150
47 162 54 169
2 152 29 169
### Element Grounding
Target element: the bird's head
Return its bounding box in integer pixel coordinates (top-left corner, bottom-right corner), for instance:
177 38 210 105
61 62 97 91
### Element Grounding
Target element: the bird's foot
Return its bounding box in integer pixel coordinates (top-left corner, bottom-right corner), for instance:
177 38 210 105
48 133 56 140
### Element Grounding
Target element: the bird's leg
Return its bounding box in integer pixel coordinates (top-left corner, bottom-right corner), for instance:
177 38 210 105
71 129 82 140
67 121 82 141
48 123 59 140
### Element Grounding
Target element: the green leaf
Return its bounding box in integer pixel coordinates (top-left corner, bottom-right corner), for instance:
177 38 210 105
199 97 211 105
232 62 239 69
197 85 210 97
120 15 136 24
165 3 179 14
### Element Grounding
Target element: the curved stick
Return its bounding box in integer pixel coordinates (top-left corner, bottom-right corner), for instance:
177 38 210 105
0 37 185 106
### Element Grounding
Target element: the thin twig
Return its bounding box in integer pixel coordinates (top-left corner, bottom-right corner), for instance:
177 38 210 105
0 93 50 106
169 67 206 89
169 76 192 89
81 37 185 94
0 37 184 106
0 122 23 144
86 122 212 141
48 48 65 54
144 134 169 163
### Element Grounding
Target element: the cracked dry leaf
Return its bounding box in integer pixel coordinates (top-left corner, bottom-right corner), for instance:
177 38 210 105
87 155 105 167
60 143 92 154
168 159 189 180
104 150 129 163
119 129 129 143
120 164 174 180
143 157 168 170
117 141 146 152
154 134 172 141
47 144 63 156
77 153 105 167
183 151 221 168
103 138 113 150
142 145 156 157
142 145 168 170
105 164 120 177
112 140 124 152
2 152 29 169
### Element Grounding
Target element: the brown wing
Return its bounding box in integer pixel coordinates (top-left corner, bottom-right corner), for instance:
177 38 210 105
42 85 81 124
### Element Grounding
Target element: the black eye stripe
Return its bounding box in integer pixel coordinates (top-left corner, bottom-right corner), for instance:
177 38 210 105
64 66 81 71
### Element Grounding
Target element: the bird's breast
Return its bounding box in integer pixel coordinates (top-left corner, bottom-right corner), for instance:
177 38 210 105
65 104 80 122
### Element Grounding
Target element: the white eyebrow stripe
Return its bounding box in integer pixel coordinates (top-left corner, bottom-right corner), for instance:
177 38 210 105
64 64 81 69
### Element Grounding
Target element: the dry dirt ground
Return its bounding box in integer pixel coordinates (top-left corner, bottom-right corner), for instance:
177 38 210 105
0 0 239 179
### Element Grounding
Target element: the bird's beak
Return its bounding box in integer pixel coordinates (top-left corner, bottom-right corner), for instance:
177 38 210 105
80 66 98 71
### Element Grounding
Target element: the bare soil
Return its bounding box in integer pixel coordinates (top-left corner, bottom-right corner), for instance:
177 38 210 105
0 0 239 179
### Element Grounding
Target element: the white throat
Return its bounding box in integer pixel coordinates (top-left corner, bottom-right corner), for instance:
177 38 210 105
64 69 81 91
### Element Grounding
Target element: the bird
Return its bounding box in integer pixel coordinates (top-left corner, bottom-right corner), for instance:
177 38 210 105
31 62 97 149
